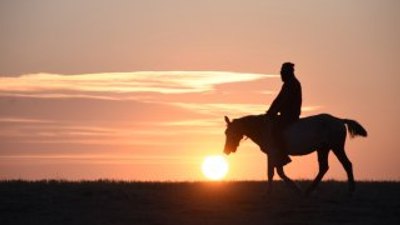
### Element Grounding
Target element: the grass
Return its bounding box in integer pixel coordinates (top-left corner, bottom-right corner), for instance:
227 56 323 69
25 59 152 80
0 180 399 225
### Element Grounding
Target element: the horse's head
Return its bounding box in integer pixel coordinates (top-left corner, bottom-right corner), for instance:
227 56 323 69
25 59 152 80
223 116 244 155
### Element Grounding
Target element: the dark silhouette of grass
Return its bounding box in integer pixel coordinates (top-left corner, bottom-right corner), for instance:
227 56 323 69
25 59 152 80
0 180 399 225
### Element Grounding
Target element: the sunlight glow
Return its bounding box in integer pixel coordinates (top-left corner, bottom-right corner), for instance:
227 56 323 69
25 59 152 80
201 155 229 180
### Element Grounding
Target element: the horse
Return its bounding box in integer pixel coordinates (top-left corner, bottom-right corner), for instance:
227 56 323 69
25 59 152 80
223 113 367 195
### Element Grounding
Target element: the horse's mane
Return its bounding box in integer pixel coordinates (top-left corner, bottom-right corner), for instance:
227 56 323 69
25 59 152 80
231 114 266 135
233 114 264 125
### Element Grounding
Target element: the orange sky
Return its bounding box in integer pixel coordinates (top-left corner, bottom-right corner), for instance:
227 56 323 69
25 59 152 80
0 0 399 181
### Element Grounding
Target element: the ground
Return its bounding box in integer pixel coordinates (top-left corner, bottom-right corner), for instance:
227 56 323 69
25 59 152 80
0 180 399 225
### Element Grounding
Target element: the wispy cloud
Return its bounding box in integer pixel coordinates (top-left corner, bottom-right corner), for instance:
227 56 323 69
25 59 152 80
0 154 202 165
0 117 54 124
173 103 267 116
158 119 221 127
0 71 321 160
0 117 222 146
172 103 321 116
0 92 120 100
0 71 275 96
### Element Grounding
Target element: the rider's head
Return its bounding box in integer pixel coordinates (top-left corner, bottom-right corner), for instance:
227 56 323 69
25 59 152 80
280 62 295 82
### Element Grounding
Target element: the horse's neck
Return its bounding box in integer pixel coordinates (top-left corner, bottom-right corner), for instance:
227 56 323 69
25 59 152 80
239 118 267 148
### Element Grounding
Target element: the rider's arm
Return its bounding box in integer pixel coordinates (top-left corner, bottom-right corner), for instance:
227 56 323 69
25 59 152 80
266 83 289 116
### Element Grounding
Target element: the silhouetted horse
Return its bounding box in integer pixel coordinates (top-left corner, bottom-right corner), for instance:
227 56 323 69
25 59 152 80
223 114 367 195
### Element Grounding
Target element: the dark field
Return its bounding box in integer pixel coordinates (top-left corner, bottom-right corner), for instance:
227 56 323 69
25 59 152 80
0 180 399 225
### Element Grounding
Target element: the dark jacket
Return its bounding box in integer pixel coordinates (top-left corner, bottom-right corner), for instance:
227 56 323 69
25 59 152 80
267 76 302 123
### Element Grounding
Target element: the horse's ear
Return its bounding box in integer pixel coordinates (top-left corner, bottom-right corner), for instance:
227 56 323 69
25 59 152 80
224 116 231 125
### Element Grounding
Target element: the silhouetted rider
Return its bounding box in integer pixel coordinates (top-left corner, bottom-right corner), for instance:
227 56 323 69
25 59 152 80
266 62 302 166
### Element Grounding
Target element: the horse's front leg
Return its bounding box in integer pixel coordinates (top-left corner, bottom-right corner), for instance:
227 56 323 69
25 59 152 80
276 166 302 195
267 155 274 194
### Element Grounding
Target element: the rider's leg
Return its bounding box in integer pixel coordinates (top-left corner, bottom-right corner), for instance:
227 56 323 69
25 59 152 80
274 132 291 166
273 118 291 166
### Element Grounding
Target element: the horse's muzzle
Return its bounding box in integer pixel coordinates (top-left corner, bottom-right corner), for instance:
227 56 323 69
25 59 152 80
224 149 231 155
224 144 237 155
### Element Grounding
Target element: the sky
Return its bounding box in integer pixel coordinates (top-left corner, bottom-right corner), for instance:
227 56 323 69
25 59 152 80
0 0 399 181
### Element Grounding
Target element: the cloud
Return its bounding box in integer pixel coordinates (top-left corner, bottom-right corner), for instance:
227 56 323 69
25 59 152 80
173 103 321 116
0 71 321 158
0 117 53 124
0 71 274 96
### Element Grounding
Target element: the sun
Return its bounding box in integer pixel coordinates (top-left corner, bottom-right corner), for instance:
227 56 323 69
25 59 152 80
201 155 229 180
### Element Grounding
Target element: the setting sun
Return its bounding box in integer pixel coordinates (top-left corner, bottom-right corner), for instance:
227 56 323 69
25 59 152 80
201 155 229 180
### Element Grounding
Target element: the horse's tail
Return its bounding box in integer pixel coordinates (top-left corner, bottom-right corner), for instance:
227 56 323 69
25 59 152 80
342 119 368 138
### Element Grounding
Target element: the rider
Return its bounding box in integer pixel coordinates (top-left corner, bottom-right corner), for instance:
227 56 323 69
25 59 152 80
266 62 302 166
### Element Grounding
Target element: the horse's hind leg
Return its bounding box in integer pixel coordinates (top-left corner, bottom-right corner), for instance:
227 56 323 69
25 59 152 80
276 166 302 194
305 149 330 196
333 148 355 193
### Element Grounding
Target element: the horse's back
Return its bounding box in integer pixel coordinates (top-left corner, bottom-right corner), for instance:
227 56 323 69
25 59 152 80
287 113 338 135
285 114 345 155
